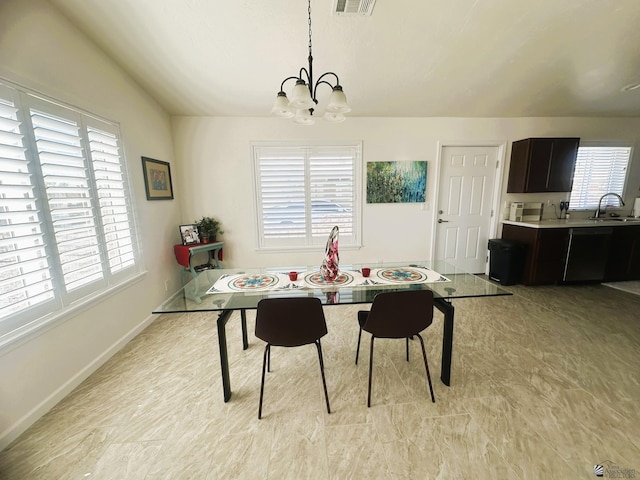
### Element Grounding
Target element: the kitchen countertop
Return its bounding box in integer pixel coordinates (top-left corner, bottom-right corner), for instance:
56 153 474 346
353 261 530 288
501 218 640 229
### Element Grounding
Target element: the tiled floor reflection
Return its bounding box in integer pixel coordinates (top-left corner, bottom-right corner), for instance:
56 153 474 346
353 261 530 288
603 280 640 296
1 283 639 479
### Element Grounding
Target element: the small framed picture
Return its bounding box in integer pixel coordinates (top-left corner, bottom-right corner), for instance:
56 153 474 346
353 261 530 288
142 157 174 200
179 224 200 245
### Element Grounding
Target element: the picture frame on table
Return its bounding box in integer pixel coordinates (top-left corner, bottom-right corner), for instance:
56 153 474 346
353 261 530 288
142 156 174 200
179 224 200 245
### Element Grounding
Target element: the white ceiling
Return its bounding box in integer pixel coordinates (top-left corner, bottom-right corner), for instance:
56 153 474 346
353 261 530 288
48 0 640 118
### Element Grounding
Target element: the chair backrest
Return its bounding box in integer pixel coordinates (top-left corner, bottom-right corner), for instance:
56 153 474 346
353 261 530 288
363 290 434 338
255 297 328 347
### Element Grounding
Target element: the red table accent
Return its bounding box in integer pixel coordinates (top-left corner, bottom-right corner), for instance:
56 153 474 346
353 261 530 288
173 242 224 281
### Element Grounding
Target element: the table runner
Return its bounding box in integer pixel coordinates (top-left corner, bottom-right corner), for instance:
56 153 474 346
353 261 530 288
206 266 450 294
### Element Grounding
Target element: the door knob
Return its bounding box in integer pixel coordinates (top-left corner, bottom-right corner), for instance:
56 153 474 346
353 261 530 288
438 219 449 223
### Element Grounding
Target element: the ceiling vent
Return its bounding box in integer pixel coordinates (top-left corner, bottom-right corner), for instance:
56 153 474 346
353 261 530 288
333 0 376 16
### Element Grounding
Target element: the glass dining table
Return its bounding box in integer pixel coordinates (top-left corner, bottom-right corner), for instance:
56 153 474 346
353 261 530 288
152 260 512 402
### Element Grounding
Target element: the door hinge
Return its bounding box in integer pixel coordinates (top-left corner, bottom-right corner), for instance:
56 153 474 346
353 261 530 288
491 209 494 217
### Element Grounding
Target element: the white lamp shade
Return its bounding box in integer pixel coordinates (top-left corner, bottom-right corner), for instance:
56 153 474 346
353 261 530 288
326 86 351 113
289 80 315 109
294 109 315 125
272 92 294 118
323 111 345 123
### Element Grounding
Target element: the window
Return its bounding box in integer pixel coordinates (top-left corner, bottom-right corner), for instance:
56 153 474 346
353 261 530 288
0 81 140 340
569 145 632 210
252 142 362 250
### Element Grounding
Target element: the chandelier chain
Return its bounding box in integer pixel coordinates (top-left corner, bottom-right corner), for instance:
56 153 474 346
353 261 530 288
308 0 312 56
272 0 349 122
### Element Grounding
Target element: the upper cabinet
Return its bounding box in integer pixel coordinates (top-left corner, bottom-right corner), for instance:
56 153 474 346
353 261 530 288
507 138 580 193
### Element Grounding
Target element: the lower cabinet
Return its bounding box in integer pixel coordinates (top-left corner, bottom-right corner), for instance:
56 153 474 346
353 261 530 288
501 225 569 285
502 223 640 285
604 226 640 281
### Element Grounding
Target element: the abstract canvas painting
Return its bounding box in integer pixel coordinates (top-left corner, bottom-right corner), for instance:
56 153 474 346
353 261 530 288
366 161 427 203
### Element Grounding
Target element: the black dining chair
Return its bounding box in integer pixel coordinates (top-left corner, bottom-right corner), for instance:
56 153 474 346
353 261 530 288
355 290 436 407
255 297 331 419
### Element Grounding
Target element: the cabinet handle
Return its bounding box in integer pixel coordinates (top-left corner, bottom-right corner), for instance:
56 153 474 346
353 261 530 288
438 219 449 223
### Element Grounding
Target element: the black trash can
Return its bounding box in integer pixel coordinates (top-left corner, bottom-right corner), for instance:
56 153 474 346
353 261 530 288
488 239 526 285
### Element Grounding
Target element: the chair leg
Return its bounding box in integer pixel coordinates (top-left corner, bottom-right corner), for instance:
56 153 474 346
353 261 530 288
416 334 435 403
267 344 271 372
315 340 331 414
367 336 375 407
355 327 363 364
258 344 270 419
406 337 409 362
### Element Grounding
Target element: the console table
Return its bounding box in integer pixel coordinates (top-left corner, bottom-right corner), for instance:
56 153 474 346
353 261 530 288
174 241 224 284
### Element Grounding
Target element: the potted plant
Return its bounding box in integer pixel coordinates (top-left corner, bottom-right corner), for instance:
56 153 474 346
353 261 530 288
196 216 223 243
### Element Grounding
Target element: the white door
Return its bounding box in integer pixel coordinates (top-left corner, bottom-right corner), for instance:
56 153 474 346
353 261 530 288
435 145 499 273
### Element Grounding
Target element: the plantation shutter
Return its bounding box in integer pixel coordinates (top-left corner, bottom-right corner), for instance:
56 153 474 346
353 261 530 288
0 80 141 341
254 143 360 249
569 147 631 210
0 87 55 320
30 106 105 293
258 147 307 241
87 124 136 275
309 146 355 238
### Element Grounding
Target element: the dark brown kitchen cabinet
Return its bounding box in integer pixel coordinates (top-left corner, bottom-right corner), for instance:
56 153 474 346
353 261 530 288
604 226 640 281
507 138 580 193
501 224 569 285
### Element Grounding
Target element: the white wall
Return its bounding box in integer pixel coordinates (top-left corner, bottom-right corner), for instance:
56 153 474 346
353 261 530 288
172 116 640 267
0 0 182 448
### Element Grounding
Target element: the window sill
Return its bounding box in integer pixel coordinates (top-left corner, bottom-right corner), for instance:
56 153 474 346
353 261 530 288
0 271 147 354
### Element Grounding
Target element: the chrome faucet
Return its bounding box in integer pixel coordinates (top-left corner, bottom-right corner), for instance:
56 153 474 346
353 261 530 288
594 192 625 219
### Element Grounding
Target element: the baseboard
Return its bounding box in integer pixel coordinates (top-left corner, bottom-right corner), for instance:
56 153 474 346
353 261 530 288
0 314 157 451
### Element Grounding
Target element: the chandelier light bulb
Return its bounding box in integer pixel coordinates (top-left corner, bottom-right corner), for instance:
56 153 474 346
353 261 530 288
323 111 346 123
272 92 294 118
289 80 315 109
326 86 351 114
294 109 315 125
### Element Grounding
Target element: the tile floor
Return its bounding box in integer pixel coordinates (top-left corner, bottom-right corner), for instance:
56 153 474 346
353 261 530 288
1 282 639 479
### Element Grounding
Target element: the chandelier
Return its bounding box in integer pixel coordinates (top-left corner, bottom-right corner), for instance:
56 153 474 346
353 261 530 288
271 0 351 125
